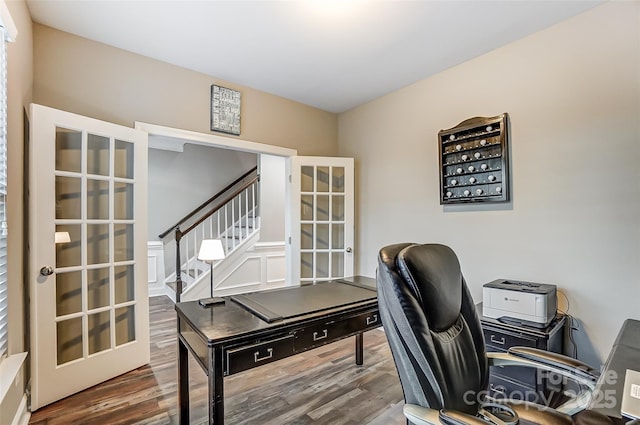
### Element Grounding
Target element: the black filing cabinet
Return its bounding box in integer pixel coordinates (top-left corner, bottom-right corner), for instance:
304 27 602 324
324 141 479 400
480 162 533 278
476 304 566 405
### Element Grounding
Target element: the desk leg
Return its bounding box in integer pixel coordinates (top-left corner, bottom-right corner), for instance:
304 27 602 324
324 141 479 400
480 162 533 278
356 332 363 366
178 336 189 425
209 346 224 424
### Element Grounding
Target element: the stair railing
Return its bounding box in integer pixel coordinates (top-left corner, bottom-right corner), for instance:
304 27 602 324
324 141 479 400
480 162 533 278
159 167 259 301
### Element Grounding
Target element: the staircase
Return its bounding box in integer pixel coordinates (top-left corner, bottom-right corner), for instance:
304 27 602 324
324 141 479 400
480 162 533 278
159 167 260 301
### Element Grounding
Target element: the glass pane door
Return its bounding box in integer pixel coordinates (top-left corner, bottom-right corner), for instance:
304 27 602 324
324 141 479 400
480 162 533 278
288 157 354 285
30 104 149 410
54 128 137 365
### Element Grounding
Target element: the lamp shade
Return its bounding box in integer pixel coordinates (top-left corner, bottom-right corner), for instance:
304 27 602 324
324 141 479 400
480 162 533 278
55 231 71 244
198 239 225 262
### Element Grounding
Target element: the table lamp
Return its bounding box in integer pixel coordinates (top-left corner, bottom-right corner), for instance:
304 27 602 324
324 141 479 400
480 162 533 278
197 239 225 303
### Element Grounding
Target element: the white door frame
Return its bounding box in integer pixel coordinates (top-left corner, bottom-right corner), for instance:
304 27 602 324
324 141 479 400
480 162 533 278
135 123 357 288
135 122 298 284
136 122 297 158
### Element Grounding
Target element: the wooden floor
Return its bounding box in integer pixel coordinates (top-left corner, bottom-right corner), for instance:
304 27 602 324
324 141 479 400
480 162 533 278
29 296 405 425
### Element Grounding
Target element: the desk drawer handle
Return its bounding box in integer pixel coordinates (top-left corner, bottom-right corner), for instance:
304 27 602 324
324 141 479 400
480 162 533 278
254 348 273 363
490 335 506 345
313 330 328 341
366 314 378 325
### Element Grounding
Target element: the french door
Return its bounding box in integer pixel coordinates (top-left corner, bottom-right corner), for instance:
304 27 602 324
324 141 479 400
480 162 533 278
29 104 149 410
287 156 354 285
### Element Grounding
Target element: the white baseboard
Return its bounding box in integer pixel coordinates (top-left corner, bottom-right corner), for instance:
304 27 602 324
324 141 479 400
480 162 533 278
11 395 30 425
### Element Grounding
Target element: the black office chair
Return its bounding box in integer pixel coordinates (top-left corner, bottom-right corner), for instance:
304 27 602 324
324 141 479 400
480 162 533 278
377 243 609 425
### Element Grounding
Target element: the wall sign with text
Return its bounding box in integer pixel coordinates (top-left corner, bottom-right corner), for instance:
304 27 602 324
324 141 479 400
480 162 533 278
211 84 241 135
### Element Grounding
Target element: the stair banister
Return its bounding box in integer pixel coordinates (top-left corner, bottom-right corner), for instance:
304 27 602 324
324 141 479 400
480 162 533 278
162 169 260 301
158 166 257 240
179 179 257 237
174 226 184 302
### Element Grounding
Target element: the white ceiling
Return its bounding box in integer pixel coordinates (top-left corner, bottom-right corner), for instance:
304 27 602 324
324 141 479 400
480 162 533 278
26 0 603 113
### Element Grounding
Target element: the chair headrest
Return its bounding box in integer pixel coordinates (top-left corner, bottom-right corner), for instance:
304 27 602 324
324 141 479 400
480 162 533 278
397 244 463 332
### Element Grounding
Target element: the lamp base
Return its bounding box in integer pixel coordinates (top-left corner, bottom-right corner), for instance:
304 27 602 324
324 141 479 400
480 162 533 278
198 297 226 307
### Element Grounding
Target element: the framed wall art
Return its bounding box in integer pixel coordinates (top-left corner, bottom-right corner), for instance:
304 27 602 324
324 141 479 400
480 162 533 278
211 84 241 136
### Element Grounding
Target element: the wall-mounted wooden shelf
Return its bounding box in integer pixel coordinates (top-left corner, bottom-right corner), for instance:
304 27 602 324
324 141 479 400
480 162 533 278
438 114 510 205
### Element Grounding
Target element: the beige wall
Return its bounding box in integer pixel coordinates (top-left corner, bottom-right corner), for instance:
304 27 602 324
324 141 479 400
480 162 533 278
33 23 338 156
339 1 640 368
6 0 32 355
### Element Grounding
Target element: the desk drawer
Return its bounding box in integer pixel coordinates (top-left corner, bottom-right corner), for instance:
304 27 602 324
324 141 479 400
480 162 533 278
225 335 295 375
483 328 537 352
294 310 380 352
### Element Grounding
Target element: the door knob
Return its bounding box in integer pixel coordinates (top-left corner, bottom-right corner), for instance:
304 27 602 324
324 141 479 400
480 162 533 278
40 266 54 276
346 247 353 253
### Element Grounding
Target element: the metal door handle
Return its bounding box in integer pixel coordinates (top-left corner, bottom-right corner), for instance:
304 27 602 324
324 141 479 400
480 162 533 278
346 247 352 253
40 266 54 276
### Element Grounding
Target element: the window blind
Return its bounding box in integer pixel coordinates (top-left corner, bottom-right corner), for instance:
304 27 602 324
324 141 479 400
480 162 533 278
0 23 9 360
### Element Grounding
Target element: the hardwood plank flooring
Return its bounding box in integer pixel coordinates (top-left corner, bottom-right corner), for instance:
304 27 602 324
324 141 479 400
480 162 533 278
29 296 405 424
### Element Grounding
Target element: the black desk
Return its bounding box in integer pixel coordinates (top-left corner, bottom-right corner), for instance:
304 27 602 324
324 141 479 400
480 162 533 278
175 277 380 424
590 319 640 420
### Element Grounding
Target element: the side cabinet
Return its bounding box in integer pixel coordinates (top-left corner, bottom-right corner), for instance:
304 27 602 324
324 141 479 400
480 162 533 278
476 304 566 406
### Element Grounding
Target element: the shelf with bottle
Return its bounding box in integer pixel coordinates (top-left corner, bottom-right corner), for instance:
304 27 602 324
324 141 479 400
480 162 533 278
440 125 501 145
438 113 510 205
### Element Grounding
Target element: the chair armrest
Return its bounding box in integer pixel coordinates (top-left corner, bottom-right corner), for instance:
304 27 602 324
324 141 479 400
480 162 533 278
487 349 597 415
403 404 442 425
440 409 493 425
507 347 599 382
487 349 598 387
403 405 489 425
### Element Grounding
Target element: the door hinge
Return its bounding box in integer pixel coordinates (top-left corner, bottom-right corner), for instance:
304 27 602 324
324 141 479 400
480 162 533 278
288 236 291 244
288 174 292 183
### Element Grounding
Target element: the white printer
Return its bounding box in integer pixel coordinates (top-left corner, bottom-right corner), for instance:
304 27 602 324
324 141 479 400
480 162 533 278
482 279 557 328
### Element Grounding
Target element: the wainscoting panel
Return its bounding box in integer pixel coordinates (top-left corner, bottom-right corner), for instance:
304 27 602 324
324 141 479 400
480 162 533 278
180 240 287 301
216 256 262 292
147 242 167 297
266 253 286 288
